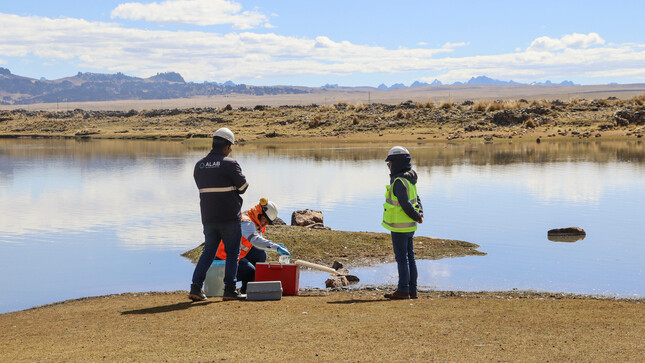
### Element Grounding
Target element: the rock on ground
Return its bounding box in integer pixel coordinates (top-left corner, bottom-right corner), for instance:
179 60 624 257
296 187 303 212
291 209 324 226
325 275 349 288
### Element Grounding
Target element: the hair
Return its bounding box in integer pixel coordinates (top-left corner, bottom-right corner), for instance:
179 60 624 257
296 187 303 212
212 136 231 151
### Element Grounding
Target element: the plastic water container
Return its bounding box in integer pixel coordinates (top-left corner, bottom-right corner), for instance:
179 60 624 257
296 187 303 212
204 260 226 297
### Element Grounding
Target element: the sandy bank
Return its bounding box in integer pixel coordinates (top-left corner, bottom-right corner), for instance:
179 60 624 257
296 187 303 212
1 290 643 361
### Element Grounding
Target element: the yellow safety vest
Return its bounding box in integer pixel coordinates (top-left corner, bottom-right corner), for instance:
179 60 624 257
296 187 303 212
382 177 420 233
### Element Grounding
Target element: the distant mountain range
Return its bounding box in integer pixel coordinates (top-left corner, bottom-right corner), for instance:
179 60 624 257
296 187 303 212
377 76 576 90
0 68 308 105
0 67 586 105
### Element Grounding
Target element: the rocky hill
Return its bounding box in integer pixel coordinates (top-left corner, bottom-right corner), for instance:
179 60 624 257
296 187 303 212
0 68 309 105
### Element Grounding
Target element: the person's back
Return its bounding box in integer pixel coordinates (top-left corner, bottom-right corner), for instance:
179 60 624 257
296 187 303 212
194 150 247 224
189 127 248 302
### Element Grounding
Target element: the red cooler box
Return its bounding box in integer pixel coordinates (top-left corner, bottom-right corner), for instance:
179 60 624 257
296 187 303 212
255 262 300 296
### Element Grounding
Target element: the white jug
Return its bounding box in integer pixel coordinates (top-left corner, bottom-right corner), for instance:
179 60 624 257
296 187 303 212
204 260 226 297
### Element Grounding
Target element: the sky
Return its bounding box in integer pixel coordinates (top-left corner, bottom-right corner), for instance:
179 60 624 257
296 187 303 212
1 0 644 87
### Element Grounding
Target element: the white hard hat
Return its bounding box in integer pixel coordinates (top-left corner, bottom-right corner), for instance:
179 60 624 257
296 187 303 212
213 127 235 144
385 146 410 161
259 198 278 224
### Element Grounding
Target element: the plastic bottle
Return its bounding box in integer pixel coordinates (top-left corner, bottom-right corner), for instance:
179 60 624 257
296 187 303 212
279 255 290 264
204 260 226 297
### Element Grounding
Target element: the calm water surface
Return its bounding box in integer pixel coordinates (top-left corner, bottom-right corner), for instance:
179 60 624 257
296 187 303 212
1 138 644 313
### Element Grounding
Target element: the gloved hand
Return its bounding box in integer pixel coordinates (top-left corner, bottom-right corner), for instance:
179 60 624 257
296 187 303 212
277 246 291 256
276 243 286 248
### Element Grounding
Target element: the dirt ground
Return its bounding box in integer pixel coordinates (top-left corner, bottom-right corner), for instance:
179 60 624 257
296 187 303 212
1 290 643 362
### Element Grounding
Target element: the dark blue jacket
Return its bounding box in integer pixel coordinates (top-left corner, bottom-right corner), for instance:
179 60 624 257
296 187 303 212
194 150 248 224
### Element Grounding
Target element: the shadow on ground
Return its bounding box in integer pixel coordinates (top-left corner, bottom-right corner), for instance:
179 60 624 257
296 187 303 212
121 300 219 315
327 299 388 304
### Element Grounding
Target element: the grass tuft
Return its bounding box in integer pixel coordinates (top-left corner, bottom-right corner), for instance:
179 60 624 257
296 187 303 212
486 101 505 112
440 100 454 110
473 100 488 112
630 94 645 106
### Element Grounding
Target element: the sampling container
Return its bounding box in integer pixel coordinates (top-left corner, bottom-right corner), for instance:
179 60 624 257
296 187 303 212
204 260 226 297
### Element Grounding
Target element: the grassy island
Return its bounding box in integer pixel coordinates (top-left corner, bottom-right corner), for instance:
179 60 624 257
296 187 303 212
181 225 486 266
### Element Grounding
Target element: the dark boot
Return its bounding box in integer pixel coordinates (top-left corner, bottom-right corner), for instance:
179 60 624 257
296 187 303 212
223 285 246 301
240 281 248 295
410 291 418 299
384 290 410 299
188 284 207 302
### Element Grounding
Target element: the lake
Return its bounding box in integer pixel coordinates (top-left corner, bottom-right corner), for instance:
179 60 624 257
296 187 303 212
1 138 644 313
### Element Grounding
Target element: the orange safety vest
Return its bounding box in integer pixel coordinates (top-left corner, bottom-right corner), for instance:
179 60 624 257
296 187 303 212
215 205 265 261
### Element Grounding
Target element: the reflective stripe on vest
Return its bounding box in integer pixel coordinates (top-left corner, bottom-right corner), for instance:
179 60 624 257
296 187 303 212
215 214 263 261
382 220 418 229
215 236 252 261
199 183 247 194
382 177 419 233
384 196 420 206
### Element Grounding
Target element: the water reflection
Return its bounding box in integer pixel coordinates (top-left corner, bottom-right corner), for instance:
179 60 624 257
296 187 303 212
238 140 645 166
548 235 586 243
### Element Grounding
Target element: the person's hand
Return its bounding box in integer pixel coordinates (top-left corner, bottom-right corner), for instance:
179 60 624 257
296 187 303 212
277 246 290 256
418 213 424 224
276 243 286 248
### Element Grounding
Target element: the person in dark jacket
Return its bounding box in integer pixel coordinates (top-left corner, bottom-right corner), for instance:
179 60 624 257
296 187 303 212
381 146 423 299
189 127 248 301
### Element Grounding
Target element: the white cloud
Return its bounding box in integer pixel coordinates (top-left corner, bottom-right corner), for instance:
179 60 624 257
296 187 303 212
0 12 643 84
442 41 467 49
585 67 645 78
528 32 605 52
111 0 270 29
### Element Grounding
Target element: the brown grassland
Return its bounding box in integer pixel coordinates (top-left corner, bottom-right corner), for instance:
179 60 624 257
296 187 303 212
1 90 644 143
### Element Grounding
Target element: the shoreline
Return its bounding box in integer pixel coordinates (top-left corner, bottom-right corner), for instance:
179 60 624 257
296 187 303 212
11 288 644 315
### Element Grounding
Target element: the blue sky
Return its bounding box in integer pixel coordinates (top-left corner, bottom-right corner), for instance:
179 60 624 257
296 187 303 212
1 0 644 87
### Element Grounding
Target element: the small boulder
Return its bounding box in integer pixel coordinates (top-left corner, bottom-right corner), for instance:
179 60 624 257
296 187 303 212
325 275 349 288
291 209 324 227
272 217 287 225
332 261 349 275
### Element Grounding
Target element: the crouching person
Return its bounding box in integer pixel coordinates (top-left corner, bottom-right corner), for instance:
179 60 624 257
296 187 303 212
216 198 290 293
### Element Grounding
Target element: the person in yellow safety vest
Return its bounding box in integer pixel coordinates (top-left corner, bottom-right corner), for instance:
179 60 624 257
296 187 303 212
215 198 290 294
382 146 424 300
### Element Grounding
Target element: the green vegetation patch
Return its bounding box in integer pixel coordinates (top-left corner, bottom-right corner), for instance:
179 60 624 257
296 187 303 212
181 225 485 266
